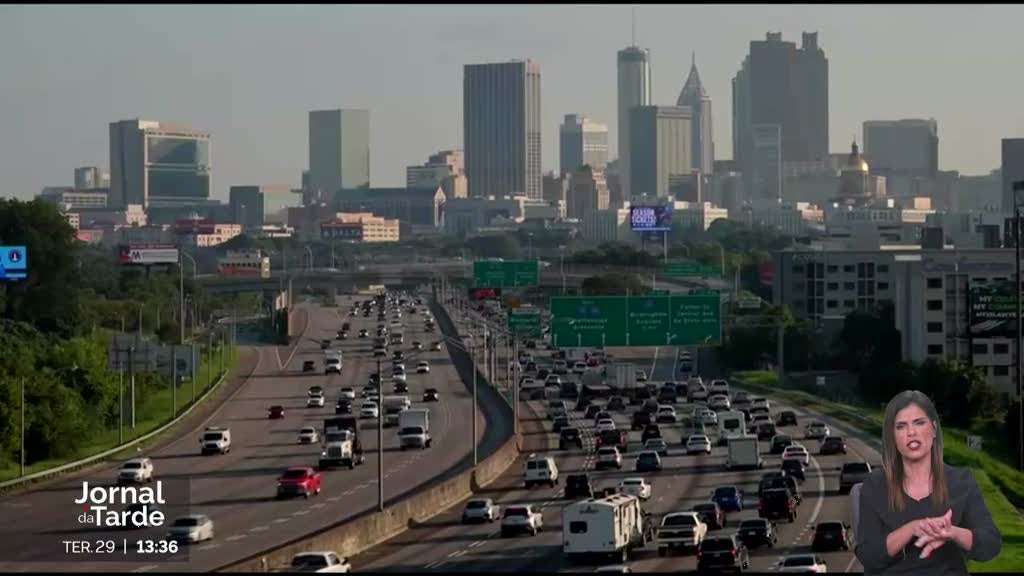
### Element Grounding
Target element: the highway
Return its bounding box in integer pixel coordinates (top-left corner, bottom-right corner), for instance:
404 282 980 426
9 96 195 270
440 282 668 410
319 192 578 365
0 293 491 572
354 324 877 572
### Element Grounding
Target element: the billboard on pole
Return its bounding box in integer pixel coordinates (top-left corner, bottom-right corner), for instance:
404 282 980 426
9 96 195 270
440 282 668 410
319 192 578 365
119 244 180 265
969 280 1017 337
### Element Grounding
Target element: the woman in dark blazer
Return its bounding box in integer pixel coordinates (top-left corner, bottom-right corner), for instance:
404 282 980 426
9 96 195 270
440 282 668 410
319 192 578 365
855 390 1001 574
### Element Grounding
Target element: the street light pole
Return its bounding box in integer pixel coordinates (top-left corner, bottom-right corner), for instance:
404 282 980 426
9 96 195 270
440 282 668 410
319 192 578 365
377 356 384 511
472 333 478 468
179 251 197 344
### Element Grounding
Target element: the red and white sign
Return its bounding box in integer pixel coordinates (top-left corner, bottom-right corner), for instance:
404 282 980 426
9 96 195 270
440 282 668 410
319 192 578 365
119 244 179 265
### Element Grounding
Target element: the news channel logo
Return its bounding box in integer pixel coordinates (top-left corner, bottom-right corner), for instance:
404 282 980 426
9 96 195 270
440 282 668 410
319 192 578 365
629 205 673 232
0 245 27 280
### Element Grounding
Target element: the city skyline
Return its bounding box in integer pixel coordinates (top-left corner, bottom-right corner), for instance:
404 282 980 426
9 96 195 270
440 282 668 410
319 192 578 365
3 4 1024 201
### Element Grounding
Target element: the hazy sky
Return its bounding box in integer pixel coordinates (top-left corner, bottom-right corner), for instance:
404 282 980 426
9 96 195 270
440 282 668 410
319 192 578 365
3 4 1024 201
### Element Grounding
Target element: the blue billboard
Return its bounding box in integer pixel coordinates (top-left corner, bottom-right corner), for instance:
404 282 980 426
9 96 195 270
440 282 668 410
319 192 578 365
629 204 673 232
0 246 27 280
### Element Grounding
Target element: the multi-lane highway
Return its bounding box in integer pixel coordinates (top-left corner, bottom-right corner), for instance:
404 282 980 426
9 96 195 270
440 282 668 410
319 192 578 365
0 293 491 572
354 335 877 573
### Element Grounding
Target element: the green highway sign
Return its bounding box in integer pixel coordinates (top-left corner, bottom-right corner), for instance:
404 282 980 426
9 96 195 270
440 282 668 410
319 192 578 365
664 262 720 278
473 260 539 288
550 293 721 348
508 307 543 337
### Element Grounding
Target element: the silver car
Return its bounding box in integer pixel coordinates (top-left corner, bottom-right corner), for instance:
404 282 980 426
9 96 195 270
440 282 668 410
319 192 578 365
167 514 214 543
461 498 500 523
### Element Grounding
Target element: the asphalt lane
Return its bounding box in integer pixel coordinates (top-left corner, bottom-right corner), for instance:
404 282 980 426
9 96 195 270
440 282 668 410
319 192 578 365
0 294 485 573
356 339 875 573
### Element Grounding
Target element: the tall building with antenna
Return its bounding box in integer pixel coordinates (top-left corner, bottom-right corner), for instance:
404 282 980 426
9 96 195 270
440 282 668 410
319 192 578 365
616 12 651 201
676 53 714 176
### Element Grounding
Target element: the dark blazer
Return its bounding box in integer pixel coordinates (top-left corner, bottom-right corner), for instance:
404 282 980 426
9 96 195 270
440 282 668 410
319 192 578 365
855 464 1001 575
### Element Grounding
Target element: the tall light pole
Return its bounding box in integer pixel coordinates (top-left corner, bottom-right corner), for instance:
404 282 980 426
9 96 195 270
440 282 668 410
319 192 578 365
377 356 384 511
1014 179 1024 471
179 250 197 344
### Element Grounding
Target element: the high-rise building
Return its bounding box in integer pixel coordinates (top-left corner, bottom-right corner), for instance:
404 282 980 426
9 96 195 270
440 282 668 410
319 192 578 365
1001 139 1024 212
863 119 938 179
74 166 108 190
676 54 714 176
308 109 370 200
559 114 608 176
733 32 829 190
617 45 652 200
750 124 783 200
629 106 691 199
406 149 467 199
567 165 609 219
229 185 301 230
463 60 542 199
109 119 211 208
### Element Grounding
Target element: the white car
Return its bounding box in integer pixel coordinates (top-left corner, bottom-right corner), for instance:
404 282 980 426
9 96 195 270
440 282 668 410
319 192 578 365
709 379 730 396
656 406 678 423
501 504 543 536
289 552 351 573
805 421 831 440
572 362 587 375
430 341 442 351
618 477 652 500
338 387 356 401
782 444 810 466
596 418 617 432
777 553 829 573
392 371 408 384
596 446 623 470
635 370 648 382
686 434 713 455
392 361 406 372
167 514 214 543
298 427 319 444
697 408 718 426
360 402 379 419
416 361 430 374
751 397 771 411
545 374 562 386
412 341 423 350
117 458 154 484
307 393 325 408
461 498 500 523
709 394 731 411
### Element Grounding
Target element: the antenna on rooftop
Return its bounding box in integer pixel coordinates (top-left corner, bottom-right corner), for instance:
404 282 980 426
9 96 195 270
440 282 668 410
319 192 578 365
631 7 636 47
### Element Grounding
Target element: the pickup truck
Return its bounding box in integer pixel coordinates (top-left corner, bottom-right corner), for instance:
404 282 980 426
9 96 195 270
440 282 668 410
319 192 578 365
658 512 707 555
276 467 322 499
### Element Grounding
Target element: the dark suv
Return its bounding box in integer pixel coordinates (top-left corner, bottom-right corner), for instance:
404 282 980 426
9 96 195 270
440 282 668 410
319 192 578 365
819 436 848 455
737 518 778 549
559 427 583 450
631 411 653 430
642 423 663 443
776 410 798 427
812 521 852 551
564 473 593 499
769 434 793 455
697 534 750 573
759 488 798 523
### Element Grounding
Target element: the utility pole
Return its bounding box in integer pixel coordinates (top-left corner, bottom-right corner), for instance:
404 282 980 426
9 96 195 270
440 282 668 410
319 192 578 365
191 342 197 403
129 345 136 429
20 378 25 477
171 347 177 419
118 348 124 444
377 356 384 511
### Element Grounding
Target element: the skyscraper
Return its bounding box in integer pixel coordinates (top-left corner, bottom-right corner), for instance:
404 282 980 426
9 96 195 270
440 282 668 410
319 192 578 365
463 60 542 199
568 165 610 219
676 54 714 176
617 45 652 200
863 119 938 180
559 114 609 176
109 119 211 209
1002 138 1024 212
750 124 783 200
733 31 829 191
629 106 691 199
308 109 370 201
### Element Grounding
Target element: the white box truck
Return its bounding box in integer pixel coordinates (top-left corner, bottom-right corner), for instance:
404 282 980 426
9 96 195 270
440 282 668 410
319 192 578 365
562 493 647 563
398 409 431 449
716 410 748 447
726 434 763 470
610 363 636 397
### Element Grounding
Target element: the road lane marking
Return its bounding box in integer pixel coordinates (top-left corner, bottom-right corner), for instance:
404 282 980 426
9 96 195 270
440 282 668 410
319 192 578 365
131 566 158 573
272 518 289 524
447 550 467 558
468 540 486 548
844 554 859 573
328 496 342 502
291 509 311 516
225 534 248 542
249 526 269 532
310 503 326 509
196 543 220 551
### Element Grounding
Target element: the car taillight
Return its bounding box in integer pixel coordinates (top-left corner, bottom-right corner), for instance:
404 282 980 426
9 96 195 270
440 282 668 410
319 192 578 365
757 500 763 510
730 548 737 556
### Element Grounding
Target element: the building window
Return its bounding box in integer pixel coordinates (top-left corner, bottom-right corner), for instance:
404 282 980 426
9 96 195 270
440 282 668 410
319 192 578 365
843 299 855 308
878 264 890 273
927 344 943 355
843 265 855 273
827 300 838 309
927 322 943 333
878 282 889 290
972 343 989 354
827 265 839 273
927 277 943 289
927 300 943 311
827 282 839 290
995 343 1010 355
843 282 855 290
994 365 1010 377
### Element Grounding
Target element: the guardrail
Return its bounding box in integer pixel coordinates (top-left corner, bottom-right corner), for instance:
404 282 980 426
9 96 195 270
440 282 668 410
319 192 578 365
0 361 235 496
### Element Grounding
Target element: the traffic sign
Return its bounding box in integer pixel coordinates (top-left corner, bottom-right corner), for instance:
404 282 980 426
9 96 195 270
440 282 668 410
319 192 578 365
508 308 542 337
664 262 720 278
550 293 721 348
473 260 539 288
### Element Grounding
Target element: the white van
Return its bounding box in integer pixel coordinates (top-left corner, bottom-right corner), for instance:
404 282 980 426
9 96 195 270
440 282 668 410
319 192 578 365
716 410 748 446
524 454 559 488
199 426 231 455
562 493 646 563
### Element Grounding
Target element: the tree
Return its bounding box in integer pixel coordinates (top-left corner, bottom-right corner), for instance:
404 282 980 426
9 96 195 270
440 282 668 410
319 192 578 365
466 234 523 260
837 301 901 373
915 359 998 429
0 199 84 336
581 273 646 296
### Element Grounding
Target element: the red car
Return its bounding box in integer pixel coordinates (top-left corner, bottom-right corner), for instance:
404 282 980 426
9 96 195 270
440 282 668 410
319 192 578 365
268 405 285 419
276 467 322 499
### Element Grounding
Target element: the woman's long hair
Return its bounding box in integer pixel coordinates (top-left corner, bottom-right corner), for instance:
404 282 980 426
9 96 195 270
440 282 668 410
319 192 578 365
881 390 948 513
